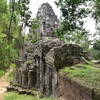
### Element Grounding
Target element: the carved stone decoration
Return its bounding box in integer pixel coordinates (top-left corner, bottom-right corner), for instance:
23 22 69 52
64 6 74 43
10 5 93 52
36 3 59 38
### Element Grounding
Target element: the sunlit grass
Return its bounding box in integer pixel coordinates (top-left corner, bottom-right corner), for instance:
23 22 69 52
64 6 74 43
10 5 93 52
4 92 54 100
60 64 100 89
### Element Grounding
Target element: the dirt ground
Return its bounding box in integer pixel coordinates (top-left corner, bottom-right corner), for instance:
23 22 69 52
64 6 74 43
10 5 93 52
0 69 11 100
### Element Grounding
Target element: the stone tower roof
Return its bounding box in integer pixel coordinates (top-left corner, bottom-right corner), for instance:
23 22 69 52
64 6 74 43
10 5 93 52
36 3 58 22
36 3 59 37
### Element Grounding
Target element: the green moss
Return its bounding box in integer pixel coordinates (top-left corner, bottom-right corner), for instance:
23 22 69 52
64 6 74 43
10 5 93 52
32 39 38 44
25 60 33 65
60 64 100 90
4 92 54 100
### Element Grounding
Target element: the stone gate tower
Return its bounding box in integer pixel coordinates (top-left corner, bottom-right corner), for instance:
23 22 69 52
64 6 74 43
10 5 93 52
36 3 59 37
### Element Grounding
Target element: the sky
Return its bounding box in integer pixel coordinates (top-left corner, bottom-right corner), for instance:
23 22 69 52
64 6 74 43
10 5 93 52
29 0 96 35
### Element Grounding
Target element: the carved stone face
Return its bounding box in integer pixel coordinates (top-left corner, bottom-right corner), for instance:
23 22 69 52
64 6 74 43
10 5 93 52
36 3 59 37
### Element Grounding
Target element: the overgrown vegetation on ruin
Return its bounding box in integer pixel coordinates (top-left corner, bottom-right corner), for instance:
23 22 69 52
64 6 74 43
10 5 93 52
60 63 100 90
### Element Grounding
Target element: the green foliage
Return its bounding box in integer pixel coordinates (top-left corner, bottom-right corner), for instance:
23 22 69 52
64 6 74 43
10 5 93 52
0 0 19 70
32 39 38 44
55 0 93 48
60 64 100 89
16 0 32 52
89 39 100 60
55 0 91 32
0 0 8 34
90 48 100 60
18 0 31 27
8 69 15 81
93 39 100 50
0 70 5 78
4 92 54 100
0 0 33 71
25 60 33 65
92 0 100 38
0 0 7 15
0 37 18 70
8 64 16 81
10 63 16 68
93 0 100 22
30 19 39 33
29 19 39 42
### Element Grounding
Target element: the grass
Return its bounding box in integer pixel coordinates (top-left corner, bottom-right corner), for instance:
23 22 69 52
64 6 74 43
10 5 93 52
4 92 54 100
0 70 5 78
60 64 100 90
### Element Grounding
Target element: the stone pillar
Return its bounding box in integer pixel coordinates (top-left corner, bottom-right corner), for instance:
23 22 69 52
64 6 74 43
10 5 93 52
28 70 37 88
18 70 22 86
52 69 57 98
22 71 28 88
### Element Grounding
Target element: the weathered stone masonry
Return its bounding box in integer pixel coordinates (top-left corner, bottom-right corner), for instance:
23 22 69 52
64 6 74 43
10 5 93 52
14 37 84 97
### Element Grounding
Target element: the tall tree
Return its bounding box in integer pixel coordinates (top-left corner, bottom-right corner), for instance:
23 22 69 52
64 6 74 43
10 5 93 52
93 0 100 38
7 0 16 40
93 0 100 21
0 0 18 70
17 0 31 56
18 0 31 35
55 0 92 42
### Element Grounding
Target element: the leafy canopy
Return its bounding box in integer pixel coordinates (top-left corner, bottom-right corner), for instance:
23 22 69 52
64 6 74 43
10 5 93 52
55 0 92 33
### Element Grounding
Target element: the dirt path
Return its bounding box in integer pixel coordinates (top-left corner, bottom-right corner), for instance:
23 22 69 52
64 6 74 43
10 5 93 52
0 69 12 100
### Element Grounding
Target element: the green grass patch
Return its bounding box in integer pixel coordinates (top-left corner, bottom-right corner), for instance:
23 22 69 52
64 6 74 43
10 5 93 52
0 70 5 78
60 64 100 90
4 92 54 100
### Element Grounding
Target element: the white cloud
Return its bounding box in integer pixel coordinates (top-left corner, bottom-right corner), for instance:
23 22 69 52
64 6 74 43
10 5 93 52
84 17 96 34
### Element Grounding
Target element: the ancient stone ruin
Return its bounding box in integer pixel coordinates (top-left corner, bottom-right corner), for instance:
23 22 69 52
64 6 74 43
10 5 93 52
8 3 100 100
36 3 59 38
13 37 84 96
